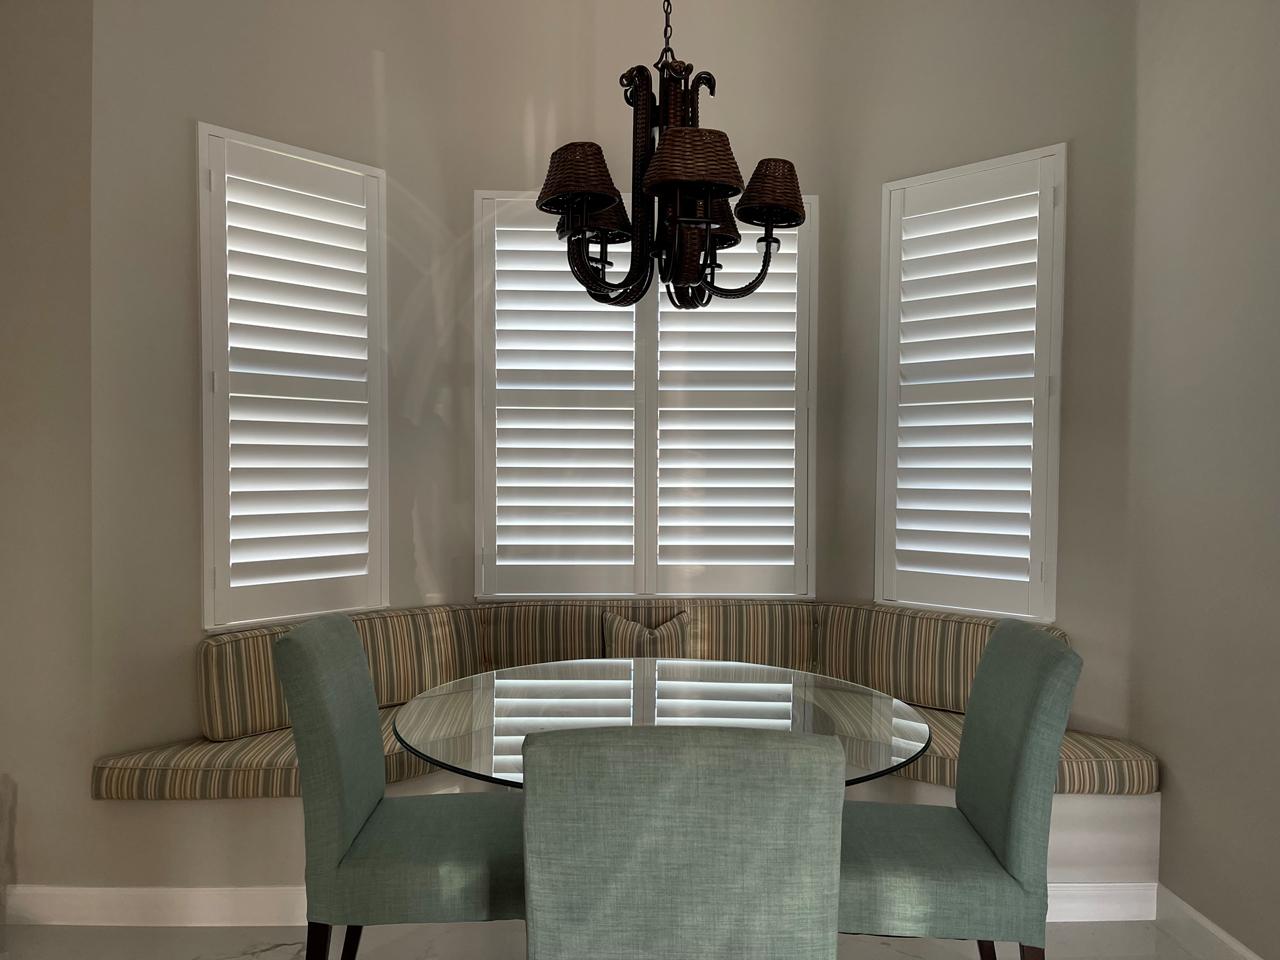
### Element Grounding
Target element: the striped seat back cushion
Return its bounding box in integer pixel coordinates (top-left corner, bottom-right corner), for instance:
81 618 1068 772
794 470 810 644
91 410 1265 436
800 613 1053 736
816 602 1070 713
480 599 819 673
683 600 819 672
480 602 610 671
198 605 483 741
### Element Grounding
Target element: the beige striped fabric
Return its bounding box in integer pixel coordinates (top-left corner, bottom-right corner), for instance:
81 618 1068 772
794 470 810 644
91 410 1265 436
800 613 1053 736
92 707 432 801
816 602 1070 713
198 605 480 741
355 605 484 706
683 600 820 670
481 602 604 670
198 623 290 742
895 706 1161 795
603 611 690 657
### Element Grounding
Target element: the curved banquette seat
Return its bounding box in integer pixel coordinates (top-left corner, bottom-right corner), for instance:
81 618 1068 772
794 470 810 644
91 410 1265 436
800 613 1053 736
91 600 1159 800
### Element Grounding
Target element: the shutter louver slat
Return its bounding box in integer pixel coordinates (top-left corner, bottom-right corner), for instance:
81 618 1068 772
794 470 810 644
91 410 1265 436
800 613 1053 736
227 225 368 273
203 128 386 626
226 202 366 251
879 151 1061 619
488 199 637 591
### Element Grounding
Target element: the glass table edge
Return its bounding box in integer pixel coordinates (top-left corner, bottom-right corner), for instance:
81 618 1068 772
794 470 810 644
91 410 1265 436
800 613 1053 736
390 656 934 789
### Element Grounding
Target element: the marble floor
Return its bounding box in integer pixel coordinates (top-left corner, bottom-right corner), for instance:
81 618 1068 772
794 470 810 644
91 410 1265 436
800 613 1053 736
0 919 1213 960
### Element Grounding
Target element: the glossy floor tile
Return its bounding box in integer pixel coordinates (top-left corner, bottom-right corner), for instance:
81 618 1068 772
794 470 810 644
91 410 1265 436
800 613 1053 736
0 919 1212 960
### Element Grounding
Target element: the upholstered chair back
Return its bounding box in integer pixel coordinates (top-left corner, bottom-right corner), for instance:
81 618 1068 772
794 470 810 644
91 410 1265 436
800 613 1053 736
273 614 386 878
956 619 1082 887
522 726 845 960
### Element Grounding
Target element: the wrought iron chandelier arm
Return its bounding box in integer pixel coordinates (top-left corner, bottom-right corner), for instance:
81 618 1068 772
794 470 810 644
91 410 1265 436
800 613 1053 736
565 236 655 307
688 71 715 126
565 236 630 295
587 256 653 307
702 244 774 299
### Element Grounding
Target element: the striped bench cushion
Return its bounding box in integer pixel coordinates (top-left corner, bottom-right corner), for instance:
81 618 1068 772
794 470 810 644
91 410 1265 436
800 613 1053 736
817 602 1070 714
896 706 1161 796
198 605 484 741
92 707 431 801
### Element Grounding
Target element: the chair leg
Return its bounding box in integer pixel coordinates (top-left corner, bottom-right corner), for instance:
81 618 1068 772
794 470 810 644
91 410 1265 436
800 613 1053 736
305 922 332 960
1019 946 1045 960
978 941 998 960
340 925 363 960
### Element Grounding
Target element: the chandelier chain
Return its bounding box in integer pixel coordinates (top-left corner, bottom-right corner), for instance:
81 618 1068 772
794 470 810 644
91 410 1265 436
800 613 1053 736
656 0 675 67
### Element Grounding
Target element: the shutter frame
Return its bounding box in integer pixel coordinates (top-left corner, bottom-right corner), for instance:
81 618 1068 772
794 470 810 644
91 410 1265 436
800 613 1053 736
875 145 1064 621
200 124 389 629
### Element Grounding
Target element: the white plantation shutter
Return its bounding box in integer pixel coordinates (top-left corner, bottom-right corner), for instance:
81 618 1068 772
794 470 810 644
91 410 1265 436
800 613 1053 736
200 125 388 628
476 193 816 597
656 209 814 595
877 146 1063 619
479 197 640 595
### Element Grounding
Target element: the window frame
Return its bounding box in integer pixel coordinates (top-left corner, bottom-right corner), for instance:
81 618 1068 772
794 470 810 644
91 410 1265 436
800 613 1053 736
199 123 390 630
874 144 1065 622
473 190 818 600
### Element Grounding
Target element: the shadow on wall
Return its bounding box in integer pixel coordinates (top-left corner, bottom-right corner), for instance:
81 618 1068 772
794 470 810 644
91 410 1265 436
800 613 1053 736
0 773 15 943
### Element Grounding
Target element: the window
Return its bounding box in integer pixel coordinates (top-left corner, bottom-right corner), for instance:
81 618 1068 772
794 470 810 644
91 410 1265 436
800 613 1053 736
875 145 1064 620
199 124 388 628
475 193 817 597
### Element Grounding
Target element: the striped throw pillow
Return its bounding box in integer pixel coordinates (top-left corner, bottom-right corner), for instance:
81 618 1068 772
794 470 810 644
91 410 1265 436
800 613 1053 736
603 610 689 657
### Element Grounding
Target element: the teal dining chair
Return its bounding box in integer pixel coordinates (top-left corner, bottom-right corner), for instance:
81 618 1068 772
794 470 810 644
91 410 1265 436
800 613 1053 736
522 726 846 960
838 619 1083 959
273 614 524 960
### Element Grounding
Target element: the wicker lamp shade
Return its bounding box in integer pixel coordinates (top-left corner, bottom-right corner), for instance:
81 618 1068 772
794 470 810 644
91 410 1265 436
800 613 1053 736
735 158 805 228
710 198 740 249
642 127 744 199
537 141 623 216
557 201 633 244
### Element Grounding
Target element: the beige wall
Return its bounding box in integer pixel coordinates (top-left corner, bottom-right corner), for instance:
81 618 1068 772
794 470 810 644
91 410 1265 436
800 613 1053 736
8 0 1256 927
0 0 95 891
1129 1 1280 953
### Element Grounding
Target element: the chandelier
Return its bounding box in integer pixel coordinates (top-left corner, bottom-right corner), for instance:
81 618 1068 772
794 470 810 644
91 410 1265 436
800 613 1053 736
535 0 806 310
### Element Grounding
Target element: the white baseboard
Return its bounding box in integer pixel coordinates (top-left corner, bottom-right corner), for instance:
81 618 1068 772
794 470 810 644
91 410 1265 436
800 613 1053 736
6 882 1156 927
1047 882 1157 922
1156 886 1263 960
5 885 306 927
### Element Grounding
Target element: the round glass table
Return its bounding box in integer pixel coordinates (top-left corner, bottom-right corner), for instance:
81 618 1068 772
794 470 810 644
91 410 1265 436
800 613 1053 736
394 658 931 787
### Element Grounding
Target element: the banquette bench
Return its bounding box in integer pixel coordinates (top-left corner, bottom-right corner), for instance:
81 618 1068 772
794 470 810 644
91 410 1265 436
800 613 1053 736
91 600 1159 800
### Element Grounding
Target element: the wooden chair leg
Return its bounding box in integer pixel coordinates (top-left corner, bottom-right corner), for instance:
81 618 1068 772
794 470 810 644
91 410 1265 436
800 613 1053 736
305 922 332 960
978 941 998 960
1019 946 1045 960
340 925 363 960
